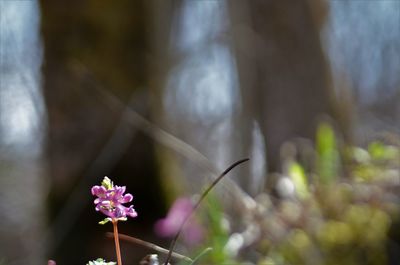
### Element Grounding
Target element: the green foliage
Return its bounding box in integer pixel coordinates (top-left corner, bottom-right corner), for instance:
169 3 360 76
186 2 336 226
261 135 398 265
203 194 236 265
346 140 400 182
177 193 239 265
86 258 116 265
188 128 399 265
187 247 213 265
316 123 340 184
99 217 112 225
288 162 309 199
368 141 398 161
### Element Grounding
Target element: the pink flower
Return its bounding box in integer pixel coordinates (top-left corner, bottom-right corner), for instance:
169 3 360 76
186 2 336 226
91 177 137 223
155 198 204 245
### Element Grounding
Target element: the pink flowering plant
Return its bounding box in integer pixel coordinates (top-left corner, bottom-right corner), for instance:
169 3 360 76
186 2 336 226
91 176 137 224
47 159 249 265
91 176 137 265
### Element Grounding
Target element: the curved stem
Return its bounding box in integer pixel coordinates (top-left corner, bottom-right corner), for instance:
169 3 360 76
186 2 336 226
112 220 123 265
164 158 250 264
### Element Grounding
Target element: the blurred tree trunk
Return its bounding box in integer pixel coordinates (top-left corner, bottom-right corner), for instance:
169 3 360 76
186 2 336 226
40 1 164 263
228 0 337 188
146 0 341 195
146 0 185 203
0 2 46 265
146 0 247 198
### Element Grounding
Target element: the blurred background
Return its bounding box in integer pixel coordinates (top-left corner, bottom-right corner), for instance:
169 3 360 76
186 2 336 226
0 0 399 264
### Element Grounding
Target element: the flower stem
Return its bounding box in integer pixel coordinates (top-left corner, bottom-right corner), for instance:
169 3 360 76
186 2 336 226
112 220 123 265
164 158 250 264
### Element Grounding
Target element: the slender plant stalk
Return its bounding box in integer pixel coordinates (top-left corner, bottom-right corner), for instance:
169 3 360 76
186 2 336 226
106 232 193 262
112 220 123 265
189 247 213 265
164 158 250 265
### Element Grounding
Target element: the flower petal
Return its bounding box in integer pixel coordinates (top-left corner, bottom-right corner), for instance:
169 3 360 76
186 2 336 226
126 205 138 218
99 207 114 218
120 193 133 203
91 186 107 197
113 186 126 199
114 205 127 218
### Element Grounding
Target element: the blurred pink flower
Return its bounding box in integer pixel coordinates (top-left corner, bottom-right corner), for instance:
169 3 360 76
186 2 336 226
155 197 204 245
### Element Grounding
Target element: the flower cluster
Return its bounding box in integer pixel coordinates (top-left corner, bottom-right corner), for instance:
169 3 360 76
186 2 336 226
91 176 137 224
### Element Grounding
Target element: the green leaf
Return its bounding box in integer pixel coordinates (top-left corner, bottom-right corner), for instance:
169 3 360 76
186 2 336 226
99 218 111 225
316 123 339 184
289 162 309 199
189 247 213 265
368 141 399 161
